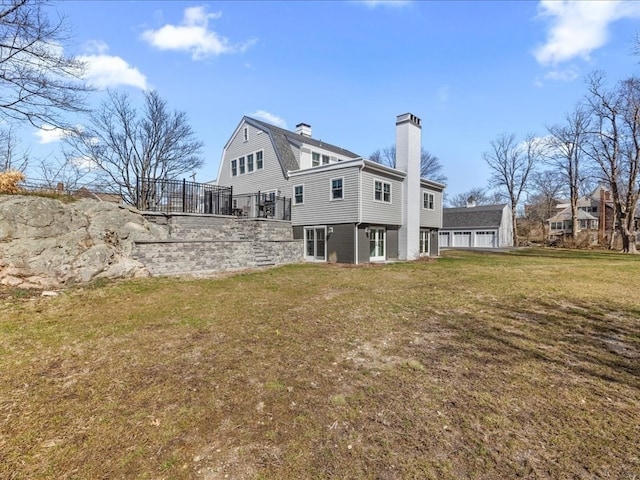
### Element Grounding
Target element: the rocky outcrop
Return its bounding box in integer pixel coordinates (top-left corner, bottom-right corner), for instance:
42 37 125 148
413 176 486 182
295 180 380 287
0 195 168 289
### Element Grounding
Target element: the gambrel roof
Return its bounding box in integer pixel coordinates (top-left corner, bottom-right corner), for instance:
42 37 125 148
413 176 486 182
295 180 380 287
243 116 361 175
442 204 508 229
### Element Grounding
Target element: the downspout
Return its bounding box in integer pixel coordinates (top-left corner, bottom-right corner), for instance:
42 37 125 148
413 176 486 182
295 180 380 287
354 161 365 264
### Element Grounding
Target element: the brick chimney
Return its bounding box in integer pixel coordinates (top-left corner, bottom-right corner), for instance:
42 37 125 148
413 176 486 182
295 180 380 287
295 123 312 137
396 113 422 260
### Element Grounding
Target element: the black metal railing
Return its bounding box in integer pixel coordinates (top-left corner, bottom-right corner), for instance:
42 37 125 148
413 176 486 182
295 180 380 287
136 177 233 215
230 191 291 221
135 178 291 220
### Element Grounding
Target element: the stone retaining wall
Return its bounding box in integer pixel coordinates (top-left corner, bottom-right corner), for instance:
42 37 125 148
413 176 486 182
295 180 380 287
134 213 303 275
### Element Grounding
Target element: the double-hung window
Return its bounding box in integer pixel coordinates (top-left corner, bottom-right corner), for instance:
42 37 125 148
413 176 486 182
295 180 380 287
312 152 320 167
247 153 254 173
256 151 263 170
231 159 237 177
322 154 330 165
239 157 245 175
423 192 434 210
294 185 304 205
331 178 343 200
374 180 391 203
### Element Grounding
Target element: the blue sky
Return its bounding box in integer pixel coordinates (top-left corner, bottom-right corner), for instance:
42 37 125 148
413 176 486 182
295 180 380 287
24 0 640 197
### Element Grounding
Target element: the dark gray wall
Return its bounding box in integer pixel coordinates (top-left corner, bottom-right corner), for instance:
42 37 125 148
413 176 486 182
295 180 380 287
386 226 399 260
357 225 370 264
430 229 439 256
327 223 355 263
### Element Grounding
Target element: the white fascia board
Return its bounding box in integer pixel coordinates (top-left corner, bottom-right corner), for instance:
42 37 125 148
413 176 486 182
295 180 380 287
420 178 446 191
288 158 365 177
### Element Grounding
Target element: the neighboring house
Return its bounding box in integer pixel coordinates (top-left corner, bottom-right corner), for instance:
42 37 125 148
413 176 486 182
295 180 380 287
216 113 445 263
439 201 513 248
547 186 614 242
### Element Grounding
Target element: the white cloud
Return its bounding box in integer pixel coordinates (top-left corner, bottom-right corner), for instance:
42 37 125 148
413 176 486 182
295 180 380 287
534 0 640 65
141 6 257 60
79 41 148 89
534 66 580 87
250 110 287 128
69 155 98 171
34 125 67 144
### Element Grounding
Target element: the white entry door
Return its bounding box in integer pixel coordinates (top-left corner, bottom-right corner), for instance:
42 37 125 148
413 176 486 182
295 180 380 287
369 227 386 262
305 227 326 261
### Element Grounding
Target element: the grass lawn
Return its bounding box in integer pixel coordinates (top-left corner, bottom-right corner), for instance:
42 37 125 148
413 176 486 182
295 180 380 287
1 248 639 479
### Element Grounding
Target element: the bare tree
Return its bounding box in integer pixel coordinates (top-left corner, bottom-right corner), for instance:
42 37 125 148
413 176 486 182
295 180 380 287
0 0 89 130
369 144 448 183
545 106 591 241
526 169 566 242
483 132 541 246
446 187 495 207
0 126 29 172
585 72 640 253
64 89 204 206
36 154 94 193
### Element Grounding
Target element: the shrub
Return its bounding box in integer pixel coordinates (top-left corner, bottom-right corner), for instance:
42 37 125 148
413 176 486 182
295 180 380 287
0 170 25 194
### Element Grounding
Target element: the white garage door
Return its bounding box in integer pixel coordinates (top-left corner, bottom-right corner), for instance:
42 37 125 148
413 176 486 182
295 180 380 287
475 230 497 248
439 232 450 247
453 231 472 247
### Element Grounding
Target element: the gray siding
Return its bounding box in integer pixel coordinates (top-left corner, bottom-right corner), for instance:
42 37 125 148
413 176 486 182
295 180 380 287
360 170 403 225
290 166 360 225
420 186 443 228
217 121 290 196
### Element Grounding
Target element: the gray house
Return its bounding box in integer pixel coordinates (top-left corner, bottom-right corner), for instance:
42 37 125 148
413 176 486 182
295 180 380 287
439 203 513 248
215 113 445 263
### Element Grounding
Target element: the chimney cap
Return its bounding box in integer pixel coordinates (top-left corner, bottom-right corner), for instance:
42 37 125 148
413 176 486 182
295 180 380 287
295 122 312 137
396 113 421 127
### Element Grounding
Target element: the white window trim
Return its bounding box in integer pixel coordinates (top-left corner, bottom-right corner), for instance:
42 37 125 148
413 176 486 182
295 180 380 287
420 229 430 255
246 153 254 173
243 126 249 142
423 191 435 210
256 150 264 170
373 179 392 204
293 184 304 205
304 226 327 262
232 150 264 176
330 177 344 201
